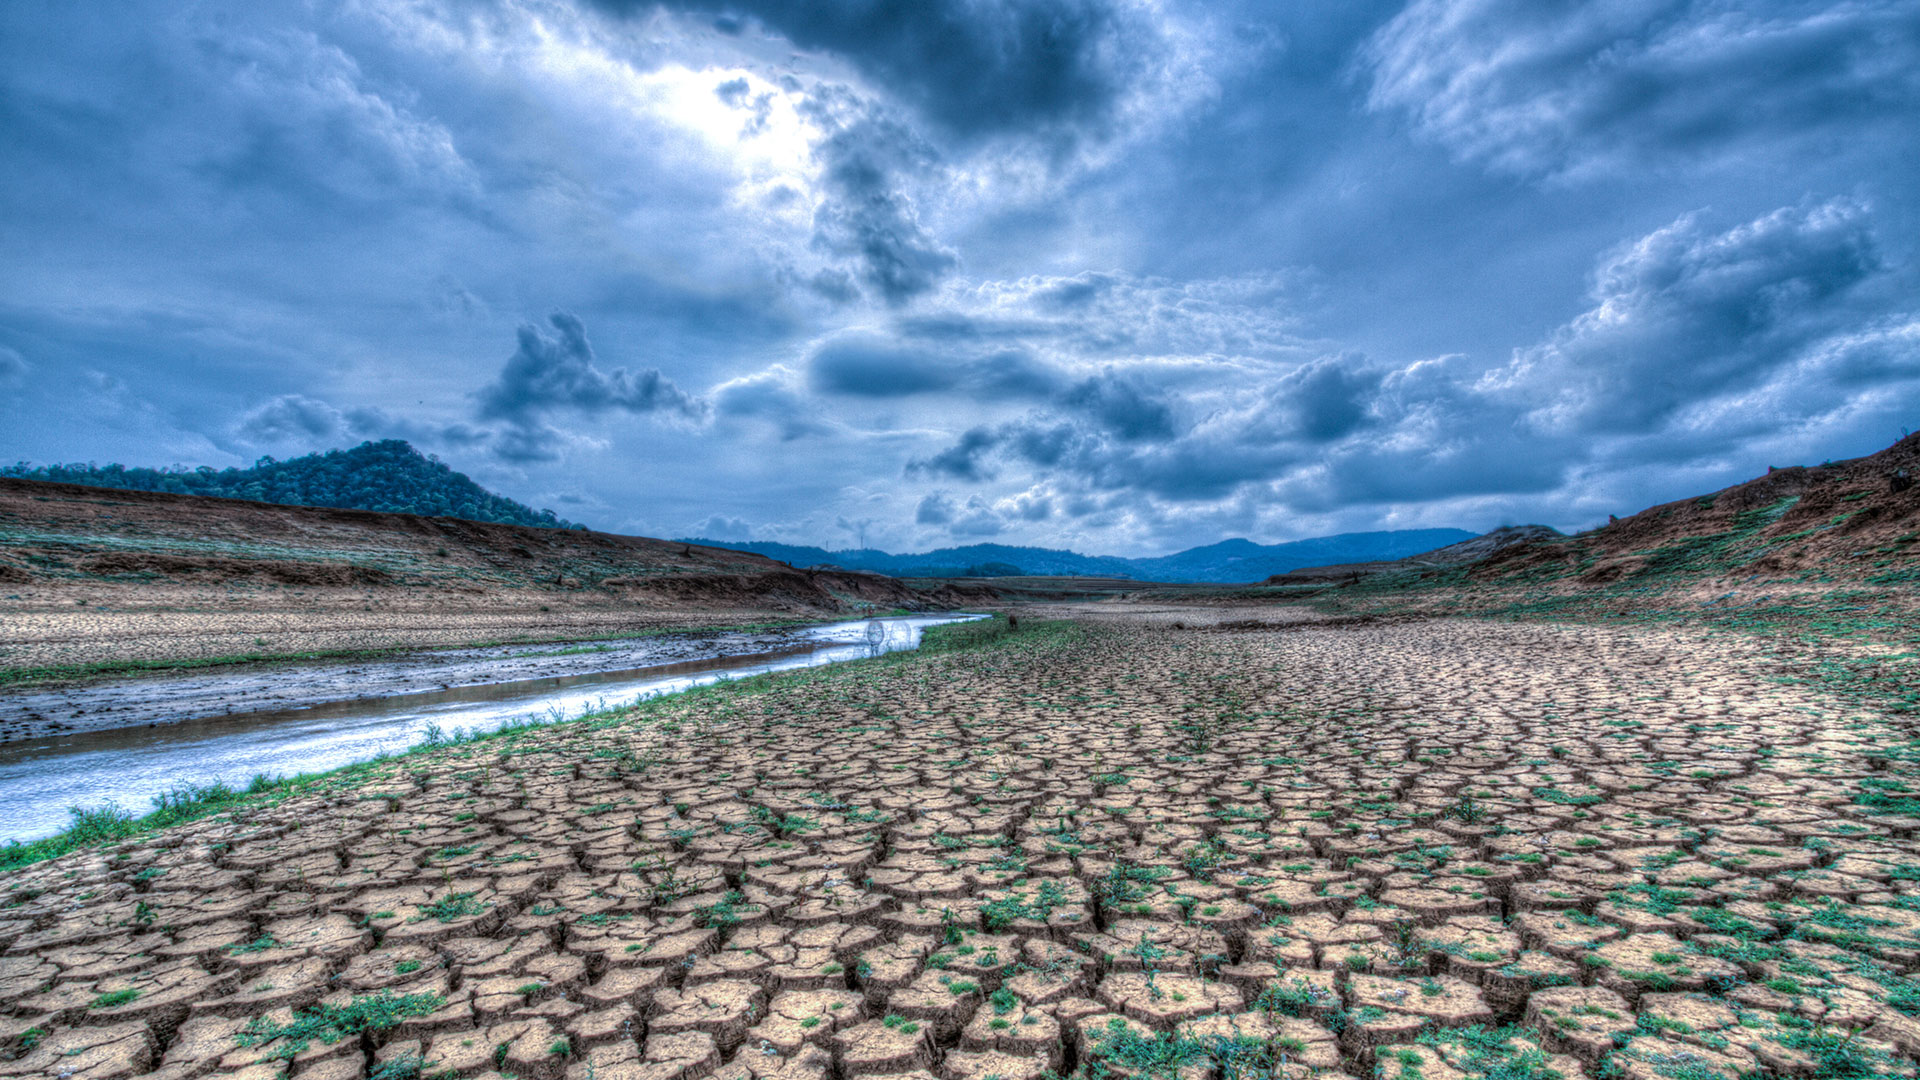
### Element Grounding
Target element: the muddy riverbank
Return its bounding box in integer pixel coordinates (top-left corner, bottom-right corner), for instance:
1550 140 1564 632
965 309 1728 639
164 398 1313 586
0 617 957 742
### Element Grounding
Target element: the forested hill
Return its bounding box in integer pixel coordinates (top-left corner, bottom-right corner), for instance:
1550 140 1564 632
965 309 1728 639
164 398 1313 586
1 440 578 529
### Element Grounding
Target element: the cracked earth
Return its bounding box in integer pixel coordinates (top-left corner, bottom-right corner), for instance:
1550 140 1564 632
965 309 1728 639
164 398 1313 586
2 613 1917 1080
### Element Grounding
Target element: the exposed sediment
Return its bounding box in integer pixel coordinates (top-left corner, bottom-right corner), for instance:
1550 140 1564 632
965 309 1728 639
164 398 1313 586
1 614 1916 1079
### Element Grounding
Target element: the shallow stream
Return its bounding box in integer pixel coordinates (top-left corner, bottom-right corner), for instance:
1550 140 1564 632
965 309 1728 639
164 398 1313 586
0 613 982 842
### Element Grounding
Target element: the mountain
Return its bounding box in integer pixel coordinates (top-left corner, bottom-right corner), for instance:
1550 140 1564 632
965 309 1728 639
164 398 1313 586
1 441 578 530
682 529 1478 584
1124 530 1478 582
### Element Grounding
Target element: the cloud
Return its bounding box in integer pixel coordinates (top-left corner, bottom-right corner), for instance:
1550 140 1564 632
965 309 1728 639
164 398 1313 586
607 0 1163 144
1362 0 1920 177
236 393 478 454
960 271 1311 359
899 200 1913 516
475 313 707 460
805 331 1063 399
1060 371 1176 441
914 490 1005 536
692 513 753 539
1494 198 1883 433
238 394 351 442
712 364 837 440
914 491 955 525
908 425 1003 481
478 313 706 423
1302 200 1914 507
802 96 957 305
0 347 27 388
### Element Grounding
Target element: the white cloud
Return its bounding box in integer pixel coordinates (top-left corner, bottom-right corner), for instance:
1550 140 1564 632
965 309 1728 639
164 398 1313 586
1362 0 1920 178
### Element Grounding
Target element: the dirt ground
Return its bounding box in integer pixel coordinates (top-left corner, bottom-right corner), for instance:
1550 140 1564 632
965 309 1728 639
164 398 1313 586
2 610 1917 1080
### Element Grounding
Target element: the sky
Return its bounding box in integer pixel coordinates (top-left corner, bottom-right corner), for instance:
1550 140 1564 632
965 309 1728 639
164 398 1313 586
2 0 1917 556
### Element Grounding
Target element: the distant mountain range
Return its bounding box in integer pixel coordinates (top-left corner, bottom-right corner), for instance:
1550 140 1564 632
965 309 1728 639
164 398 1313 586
4 440 1479 582
2 440 580 530
680 530 1478 584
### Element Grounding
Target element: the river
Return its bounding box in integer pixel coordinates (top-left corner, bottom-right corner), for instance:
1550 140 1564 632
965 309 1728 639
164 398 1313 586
0 613 983 843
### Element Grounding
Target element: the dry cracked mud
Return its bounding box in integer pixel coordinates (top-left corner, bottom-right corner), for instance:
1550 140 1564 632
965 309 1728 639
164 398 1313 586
2 612 1917 1080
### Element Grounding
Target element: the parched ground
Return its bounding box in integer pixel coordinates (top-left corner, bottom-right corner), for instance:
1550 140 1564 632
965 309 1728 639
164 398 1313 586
2 613 1918 1080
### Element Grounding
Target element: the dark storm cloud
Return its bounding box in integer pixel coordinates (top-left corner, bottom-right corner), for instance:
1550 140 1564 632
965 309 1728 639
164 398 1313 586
474 313 707 462
602 0 1157 143
904 357 1334 500
808 337 959 397
1363 0 1920 176
914 491 954 524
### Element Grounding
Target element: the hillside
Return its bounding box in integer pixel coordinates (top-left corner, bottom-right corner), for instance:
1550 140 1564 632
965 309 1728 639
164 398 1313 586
0 477 994 679
1475 432 1919 590
686 528 1477 583
1301 433 1920 630
1 440 578 529
1261 525 1563 584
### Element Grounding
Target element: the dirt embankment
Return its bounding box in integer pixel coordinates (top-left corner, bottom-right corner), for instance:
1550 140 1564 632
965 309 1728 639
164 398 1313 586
1476 431 1920 587
0 478 997 675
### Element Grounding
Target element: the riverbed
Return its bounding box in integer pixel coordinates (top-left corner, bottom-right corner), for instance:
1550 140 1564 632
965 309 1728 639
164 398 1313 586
0 613 982 842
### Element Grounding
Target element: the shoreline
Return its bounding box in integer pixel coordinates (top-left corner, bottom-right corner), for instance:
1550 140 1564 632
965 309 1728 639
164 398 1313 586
0 615 922 743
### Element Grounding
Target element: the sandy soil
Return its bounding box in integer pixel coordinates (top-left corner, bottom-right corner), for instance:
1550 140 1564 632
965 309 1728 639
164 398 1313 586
1 610 1916 1080
0 622 855 742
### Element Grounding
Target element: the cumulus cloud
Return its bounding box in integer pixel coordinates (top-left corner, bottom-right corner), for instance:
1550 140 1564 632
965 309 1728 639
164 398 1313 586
238 394 353 442
0 347 28 387
1060 371 1177 441
475 313 707 460
1494 199 1882 433
712 364 837 440
1362 0 1920 177
1302 200 1914 508
236 393 473 453
692 513 753 539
